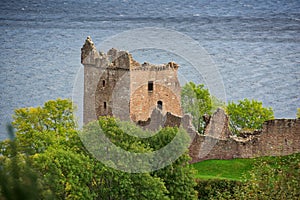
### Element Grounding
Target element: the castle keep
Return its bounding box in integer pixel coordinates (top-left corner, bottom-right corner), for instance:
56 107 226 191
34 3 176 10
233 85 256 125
81 37 182 124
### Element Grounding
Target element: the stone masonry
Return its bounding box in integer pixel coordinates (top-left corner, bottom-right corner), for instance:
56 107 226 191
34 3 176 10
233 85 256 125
188 110 300 163
81 36 182 124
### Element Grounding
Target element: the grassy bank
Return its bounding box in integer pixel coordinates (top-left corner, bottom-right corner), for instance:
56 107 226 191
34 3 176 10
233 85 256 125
192 154 300 199
191 158 256 181
191 153 300 181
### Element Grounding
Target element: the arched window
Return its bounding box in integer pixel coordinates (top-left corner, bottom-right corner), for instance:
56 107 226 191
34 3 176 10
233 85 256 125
157 101 163 110
104 102 107 110
102 80 106 87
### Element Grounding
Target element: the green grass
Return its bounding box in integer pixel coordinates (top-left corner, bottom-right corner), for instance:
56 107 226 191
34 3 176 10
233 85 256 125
191 153 300 181
191 158 256 181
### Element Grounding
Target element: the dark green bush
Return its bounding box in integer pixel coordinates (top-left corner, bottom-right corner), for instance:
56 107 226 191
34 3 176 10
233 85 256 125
194 179 241 200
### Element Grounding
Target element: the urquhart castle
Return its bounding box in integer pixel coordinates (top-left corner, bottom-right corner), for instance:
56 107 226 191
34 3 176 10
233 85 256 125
81 36 300 163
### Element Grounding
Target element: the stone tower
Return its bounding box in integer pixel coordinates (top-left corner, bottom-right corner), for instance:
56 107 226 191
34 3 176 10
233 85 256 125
81 36 182 124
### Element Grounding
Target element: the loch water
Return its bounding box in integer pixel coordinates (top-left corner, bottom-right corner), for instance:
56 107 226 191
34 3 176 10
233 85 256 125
0 0 299 139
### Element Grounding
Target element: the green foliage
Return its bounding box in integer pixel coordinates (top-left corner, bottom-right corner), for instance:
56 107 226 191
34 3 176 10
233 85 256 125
0 125 48 200
32 147 97 200
95 170 169 200
181 82 213 133
85 116 198 200
12 98 80 155
211 95 226 112
239 154 300 199
1 99 198 200
226 98 274 134
153 156 198 200
191 154 300 199
215 153 300 200
297 108 300 119
1 99 96 199
194 179 241 200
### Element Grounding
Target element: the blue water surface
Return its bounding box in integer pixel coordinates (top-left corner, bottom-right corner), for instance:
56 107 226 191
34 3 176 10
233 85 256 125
0 0 299 139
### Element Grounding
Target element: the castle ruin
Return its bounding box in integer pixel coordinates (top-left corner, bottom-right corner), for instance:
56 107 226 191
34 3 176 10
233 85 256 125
81 36 300 163
81 36 182 124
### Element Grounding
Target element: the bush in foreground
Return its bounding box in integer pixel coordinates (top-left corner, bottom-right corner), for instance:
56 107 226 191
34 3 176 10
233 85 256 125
216 153 300 200
0 99 197 200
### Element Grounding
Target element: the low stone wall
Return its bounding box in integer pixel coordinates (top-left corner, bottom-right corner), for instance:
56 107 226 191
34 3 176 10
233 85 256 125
256 119 300 157
189 119 300 163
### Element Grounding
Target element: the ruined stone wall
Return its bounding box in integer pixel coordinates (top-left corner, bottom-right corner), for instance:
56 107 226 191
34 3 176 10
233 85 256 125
189 135 238 163
256 119 300 157
138 108 182 131
93 49 135 121
189 119 300 163
204 108 230 139
95 68 130 121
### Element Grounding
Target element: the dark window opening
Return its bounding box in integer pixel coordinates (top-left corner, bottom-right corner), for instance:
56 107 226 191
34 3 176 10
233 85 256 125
157 101 163 110
104 102 107 109
148 81 153 91
102 80 106 87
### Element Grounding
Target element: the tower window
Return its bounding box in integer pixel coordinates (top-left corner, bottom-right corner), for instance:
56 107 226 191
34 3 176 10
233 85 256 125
157 101 163 110
148 81 153 91
102 80 106 87
104 102 107 109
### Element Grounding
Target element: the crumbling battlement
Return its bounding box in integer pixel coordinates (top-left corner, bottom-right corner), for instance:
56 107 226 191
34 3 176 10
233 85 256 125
81 37 178 71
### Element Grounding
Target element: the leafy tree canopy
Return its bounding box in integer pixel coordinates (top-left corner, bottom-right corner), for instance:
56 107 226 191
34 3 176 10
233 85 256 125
226 98 274 135
181 82 212 133
81 116 198 199
1 98 197 200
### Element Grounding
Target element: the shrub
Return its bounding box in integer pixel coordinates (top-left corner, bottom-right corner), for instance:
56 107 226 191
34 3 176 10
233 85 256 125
194 179 241 200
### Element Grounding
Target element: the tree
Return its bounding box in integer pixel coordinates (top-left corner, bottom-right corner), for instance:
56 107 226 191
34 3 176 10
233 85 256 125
143 126 198 200
83 117 198 199
297 108 300 119
1 99 198 199
12 98 80 155
153 154 198 200
226 99 274 135
0 124 47 200
1 99 98 199
181 82 213 134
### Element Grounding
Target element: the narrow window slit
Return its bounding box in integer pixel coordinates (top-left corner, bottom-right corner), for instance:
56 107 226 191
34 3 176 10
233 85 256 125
148 81 153 91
